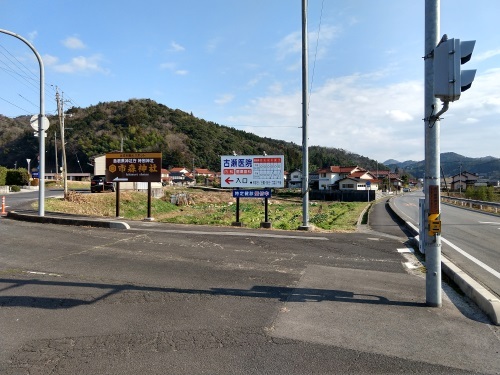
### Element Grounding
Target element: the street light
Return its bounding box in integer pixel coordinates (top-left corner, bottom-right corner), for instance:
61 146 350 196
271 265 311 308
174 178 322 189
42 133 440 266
1 29 45 216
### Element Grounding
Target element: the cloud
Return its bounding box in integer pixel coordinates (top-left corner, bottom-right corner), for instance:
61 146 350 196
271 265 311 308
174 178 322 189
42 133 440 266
227 71 426 161
275 24 341 61
386 109 413 122
215 94 234 105
160 62 176 70
474 48 500 62
206 37 222 53
159 62 188 75
62 36 86 50
275 31 301 60
53 55 108 74
42 54 59 66
225 64 500 161
170 41 185 52
27 30 38 43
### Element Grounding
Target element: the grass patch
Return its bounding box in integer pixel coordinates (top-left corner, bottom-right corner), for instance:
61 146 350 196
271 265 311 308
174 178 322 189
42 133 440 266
42 188 368 232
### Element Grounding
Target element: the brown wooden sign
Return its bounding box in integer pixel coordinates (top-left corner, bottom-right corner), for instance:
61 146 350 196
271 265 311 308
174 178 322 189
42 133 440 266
105 152 161 182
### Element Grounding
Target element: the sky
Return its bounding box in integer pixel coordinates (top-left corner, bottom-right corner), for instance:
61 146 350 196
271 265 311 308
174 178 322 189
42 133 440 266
1 0 499 164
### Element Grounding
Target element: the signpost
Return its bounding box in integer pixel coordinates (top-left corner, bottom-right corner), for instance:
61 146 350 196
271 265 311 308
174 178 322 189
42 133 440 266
105 152 161 182
221 155 283 228
220 155 284 188
105 152 161 219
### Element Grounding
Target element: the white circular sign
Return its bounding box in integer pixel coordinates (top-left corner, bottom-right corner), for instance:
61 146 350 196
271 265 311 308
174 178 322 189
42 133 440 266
30 115 50 131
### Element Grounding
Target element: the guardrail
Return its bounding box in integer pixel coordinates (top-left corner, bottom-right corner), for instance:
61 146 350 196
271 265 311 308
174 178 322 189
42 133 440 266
441 196 500 214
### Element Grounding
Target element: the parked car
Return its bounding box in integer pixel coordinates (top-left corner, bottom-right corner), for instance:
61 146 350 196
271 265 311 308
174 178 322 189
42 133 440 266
90 175 115 193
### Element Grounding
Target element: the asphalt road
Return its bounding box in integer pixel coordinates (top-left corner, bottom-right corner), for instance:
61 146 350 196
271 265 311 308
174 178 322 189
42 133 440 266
2 206 499 374
392 191 500 298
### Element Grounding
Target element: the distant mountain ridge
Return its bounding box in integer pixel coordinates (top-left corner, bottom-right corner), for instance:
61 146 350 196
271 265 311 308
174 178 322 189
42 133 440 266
384 152 500 180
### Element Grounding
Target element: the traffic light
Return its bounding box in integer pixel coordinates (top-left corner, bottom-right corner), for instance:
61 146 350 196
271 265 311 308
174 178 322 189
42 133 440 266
433 35 476 102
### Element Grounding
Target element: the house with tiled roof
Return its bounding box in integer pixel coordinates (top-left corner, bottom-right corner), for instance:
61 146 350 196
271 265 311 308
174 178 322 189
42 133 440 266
169 167 190 174
317 166 368 190
451 171 478 191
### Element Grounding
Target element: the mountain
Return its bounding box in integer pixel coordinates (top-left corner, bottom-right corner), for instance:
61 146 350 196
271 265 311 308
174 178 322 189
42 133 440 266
1 99 384 174
384 152 500 180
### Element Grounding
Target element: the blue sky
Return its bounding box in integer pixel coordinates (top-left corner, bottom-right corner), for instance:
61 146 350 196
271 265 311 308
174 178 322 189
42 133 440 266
1 0 499 164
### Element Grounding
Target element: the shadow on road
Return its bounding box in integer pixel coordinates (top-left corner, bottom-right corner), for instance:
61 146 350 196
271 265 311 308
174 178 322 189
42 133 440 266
0 277 426 309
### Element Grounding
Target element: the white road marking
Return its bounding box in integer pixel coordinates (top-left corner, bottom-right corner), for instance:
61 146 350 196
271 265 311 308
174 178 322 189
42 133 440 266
397 247 414 253
441 237 500 280
128 228 329 240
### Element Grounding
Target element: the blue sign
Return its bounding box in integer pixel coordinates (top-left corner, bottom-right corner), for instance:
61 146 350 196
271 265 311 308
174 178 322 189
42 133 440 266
232 189 272 198
31 171 39 178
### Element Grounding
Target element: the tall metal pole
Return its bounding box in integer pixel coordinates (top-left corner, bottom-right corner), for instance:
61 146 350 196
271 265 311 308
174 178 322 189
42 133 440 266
424 0 442 307
300 0 310 230
0 29 45 216
60 92 68 196
54 131 59 181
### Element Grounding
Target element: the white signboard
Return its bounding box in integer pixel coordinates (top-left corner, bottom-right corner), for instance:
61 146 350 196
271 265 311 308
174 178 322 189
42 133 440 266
221 155 284 188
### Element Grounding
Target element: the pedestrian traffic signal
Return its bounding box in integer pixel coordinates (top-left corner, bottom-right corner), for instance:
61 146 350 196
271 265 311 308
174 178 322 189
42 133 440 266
434 35 476 102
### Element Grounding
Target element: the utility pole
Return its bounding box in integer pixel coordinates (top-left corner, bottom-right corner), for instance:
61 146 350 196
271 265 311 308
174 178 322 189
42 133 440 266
56 88 68 197
54 131 59 182
299 0 310 230
459 163 462 195
424 0 441 307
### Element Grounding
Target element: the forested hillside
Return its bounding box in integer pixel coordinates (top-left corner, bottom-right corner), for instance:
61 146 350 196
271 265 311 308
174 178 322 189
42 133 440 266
0 99 383 173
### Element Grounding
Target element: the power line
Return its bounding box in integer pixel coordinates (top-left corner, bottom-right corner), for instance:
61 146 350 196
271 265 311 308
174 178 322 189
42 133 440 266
308 0 325 110
0 42 38 80
0 95 31 114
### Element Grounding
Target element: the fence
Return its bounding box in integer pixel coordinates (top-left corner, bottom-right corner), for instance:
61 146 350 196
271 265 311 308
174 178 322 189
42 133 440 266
309 189 375 202
441 196 500 213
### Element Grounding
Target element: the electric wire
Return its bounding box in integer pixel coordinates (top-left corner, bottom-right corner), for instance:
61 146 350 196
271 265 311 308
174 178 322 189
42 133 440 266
308 0 325 111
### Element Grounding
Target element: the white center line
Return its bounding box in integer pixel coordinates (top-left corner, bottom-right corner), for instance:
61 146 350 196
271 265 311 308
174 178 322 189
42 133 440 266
441 237 500 280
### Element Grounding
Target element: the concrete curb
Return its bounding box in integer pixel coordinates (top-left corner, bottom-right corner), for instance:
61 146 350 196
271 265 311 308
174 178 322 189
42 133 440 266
387 197 500 326
6 211 130 230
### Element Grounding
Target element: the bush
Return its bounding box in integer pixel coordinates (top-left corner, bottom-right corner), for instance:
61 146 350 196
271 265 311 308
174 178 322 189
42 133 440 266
6 168 29 186
464 186 496 202
10 185 21 192
0 166 7 186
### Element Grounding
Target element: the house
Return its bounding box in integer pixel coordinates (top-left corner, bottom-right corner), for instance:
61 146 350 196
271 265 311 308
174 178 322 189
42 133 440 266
169 171 194 186
193 168 214 177
317 166 371 190
288 169 302 188
451 171 478 192
170 167 190 174
338 177 378 191
373 170 403 191
161 168 174 186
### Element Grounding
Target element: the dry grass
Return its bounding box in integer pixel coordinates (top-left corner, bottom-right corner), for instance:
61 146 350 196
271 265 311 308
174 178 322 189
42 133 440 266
42 187 367 232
